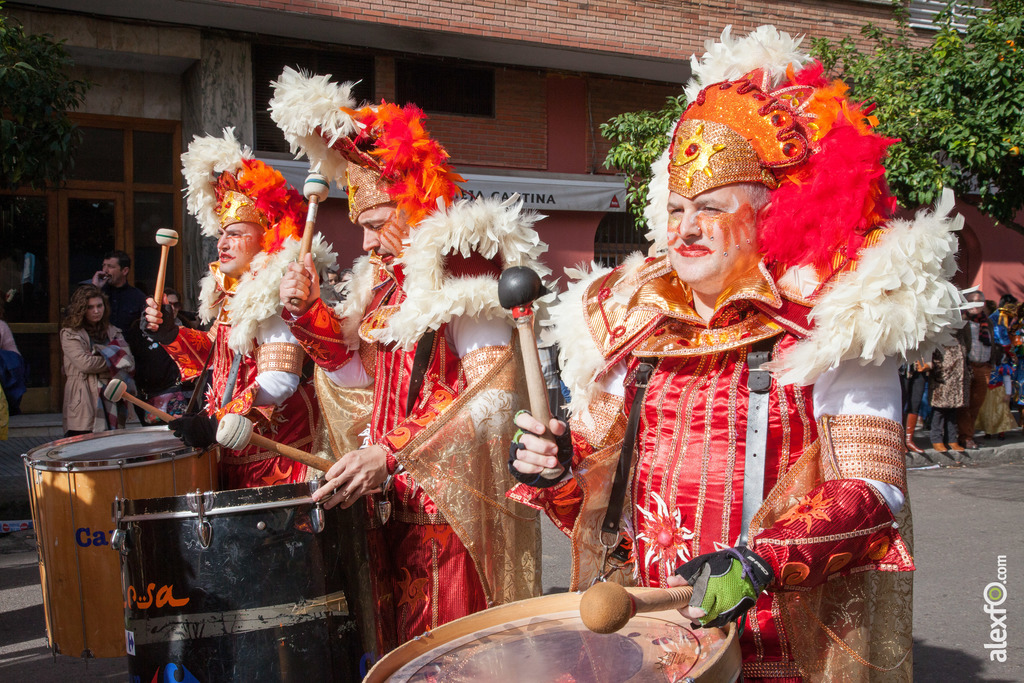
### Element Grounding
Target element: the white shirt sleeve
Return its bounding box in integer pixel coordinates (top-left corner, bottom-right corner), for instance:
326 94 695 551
811 356 905 514
253 316 302 406
446 315 513 357
325 355 372 388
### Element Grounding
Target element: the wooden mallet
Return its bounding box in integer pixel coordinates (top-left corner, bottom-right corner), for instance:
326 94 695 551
102 379 335 472
289 173 331 308
153 228 179 308
498 266 561 480
579 582 695 634
216 413 336 473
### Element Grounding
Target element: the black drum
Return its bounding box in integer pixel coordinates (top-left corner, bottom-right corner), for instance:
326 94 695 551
113 481 382 682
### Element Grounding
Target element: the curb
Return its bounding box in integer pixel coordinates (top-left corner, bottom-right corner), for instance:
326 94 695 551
906 435 1024 469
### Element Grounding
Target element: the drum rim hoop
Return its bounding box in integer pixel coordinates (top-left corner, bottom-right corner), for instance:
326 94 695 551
22 427 204 471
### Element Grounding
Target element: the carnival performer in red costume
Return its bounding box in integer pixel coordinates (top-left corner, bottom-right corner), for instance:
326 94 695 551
143 129 332 489
510 27 967 681
270 68 545 644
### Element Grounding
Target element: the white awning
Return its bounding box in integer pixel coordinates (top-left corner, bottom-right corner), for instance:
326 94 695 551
260 158 628 213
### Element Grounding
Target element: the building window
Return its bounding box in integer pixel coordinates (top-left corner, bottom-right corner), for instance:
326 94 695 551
594 213 652 268
395 59 495 117
908 0 985 31
252 46 375 154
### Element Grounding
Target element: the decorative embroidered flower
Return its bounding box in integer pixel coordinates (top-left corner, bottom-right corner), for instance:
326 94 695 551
636 492 695 574
396 567 429 611
777 489 834 534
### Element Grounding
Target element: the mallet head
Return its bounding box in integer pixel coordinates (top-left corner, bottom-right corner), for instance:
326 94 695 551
216 413 254 451
155 228 179 247
498 266 548 311
303 173 330 203
103 378 128 402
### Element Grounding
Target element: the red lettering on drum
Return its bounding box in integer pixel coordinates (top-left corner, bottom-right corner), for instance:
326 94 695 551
126 583 189 610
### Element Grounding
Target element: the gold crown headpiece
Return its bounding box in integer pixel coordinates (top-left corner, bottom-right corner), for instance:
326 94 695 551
217 190 270 230
668 79 813 198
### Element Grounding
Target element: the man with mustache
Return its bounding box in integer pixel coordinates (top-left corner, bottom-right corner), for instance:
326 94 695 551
274 89 544 645
143 130 326 489
509 27 965 681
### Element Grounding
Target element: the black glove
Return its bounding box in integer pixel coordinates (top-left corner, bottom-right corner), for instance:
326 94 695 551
674 546 774 628
143 304 178 345
508 411 573 488
168 414 218 450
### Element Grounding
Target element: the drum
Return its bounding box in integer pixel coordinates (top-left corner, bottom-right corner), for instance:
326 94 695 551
23 428 217 659
114 481 382 683
365 591 741 682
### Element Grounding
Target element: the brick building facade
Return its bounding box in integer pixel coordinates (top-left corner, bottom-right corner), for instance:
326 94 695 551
7 0 1017 412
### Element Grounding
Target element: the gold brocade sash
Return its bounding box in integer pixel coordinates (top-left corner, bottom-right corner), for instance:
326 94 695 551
313 346 542 608
751 442 914 682
388 341 542 607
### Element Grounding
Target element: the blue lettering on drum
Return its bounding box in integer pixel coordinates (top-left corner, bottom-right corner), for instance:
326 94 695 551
75 527 114 547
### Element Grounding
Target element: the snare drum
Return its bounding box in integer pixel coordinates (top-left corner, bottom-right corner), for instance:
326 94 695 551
23 428 217 659
115 482 383 683
365 591 741 682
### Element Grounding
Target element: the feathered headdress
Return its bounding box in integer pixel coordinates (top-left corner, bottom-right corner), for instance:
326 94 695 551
651 26 897 273
269 68 462 226
181 128 307 255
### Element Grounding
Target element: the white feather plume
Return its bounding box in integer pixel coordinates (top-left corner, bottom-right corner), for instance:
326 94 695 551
181 128 252 238
269 67 359 185
374 195 550 349
197 234 337 355
643 139 673 252
768 189 968 386
332 254 377 350
684 25 810 103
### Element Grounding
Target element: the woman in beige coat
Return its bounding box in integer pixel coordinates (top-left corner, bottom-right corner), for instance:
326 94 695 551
60 285 135 436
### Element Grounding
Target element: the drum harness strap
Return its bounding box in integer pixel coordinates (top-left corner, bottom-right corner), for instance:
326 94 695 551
596 337 776 581
184 342 217 416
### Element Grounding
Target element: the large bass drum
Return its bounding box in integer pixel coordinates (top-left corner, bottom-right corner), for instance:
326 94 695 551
365 591 741 682
114 481 382 682
23 428 217 659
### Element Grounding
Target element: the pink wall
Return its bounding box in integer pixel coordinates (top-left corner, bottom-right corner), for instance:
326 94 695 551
959 200 1024 302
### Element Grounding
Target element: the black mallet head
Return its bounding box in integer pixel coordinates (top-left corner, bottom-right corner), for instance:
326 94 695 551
498 266 548 310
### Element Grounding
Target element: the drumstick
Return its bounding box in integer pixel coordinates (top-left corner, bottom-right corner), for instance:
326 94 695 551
216 413 336 473
103 380 336 473
153 228 179 309
104 378 175 422
289 173 330 307
579 582 695 634
497 267 561 479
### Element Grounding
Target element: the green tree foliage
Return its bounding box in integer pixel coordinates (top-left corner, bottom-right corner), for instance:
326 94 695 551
1 2 89 188
601 0 1024 232
813 0 1024 232
600 94 685 225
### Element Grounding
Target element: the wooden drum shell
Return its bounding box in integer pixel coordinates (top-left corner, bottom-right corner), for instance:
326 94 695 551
23 428 217 659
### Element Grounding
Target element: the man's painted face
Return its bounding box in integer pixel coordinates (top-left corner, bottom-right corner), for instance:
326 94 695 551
216 222 264 278
86 296 105 324
101 257 128 287
666 184 763 305
357 205 409 258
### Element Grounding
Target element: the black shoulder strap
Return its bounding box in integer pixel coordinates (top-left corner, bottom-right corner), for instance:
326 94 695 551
405 329 438 415
600 358 656 546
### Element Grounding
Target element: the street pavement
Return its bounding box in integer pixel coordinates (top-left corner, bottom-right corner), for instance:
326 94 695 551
0 422 1021 680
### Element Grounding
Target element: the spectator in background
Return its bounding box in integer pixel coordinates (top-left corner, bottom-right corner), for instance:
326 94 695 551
929 328 970 452
163 287 199 329
60 285 135 437
0 298 26 417
900 359 929 454
957 290 992 448
90 250 147 331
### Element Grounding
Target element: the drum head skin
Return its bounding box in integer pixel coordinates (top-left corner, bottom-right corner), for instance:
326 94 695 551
367 593 740 683
24 427 198 471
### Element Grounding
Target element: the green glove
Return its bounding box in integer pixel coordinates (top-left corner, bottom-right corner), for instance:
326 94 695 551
674 546 774 628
